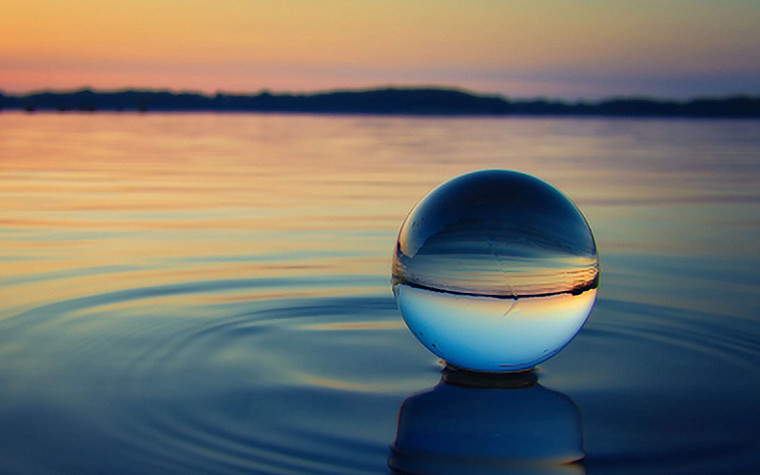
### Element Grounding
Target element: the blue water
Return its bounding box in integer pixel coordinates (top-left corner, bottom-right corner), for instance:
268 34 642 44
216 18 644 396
1 114 759 474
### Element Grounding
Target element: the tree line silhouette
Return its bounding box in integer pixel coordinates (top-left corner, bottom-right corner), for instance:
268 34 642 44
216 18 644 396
2 87 759 117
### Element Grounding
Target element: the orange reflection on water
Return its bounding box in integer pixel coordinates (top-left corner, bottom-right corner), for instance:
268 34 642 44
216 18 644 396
4 113 757 319
0 114 411 315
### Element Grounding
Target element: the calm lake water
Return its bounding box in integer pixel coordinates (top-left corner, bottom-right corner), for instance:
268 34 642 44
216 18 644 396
1 113 759 474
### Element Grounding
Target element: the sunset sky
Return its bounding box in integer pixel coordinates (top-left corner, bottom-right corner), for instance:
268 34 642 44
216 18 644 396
2 0 759 99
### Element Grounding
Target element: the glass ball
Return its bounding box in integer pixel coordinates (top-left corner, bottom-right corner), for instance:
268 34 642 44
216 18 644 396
392 170 599 372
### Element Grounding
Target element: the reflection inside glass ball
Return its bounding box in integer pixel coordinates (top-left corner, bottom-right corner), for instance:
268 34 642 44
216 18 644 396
392 169 599 372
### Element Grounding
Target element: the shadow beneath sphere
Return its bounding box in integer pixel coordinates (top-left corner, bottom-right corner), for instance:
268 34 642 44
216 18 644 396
388 367 585 474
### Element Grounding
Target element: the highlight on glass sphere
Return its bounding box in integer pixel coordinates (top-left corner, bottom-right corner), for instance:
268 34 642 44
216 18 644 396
392 169 599 372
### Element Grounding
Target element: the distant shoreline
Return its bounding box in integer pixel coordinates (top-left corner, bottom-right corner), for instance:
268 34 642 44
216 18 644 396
2 87 759 118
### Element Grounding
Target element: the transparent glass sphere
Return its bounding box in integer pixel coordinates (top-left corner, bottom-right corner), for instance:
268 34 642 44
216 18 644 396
392 170 599 372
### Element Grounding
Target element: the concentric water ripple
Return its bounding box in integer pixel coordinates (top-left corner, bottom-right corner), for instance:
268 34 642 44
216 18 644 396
0 276 432 474
2 278 758 474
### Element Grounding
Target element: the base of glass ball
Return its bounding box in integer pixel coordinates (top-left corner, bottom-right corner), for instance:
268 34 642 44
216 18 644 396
442 364 538 389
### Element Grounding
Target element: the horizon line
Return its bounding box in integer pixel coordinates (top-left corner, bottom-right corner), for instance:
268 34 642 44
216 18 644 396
2 84 759 103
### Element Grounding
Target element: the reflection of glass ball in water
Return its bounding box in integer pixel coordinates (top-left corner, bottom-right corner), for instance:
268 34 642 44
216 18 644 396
389 377 585 473
392 170 599 372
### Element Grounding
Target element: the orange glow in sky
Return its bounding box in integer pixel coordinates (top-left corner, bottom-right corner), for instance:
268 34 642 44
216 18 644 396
2 0 759 98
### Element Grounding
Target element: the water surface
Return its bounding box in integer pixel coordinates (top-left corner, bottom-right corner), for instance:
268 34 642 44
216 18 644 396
1 113 759 474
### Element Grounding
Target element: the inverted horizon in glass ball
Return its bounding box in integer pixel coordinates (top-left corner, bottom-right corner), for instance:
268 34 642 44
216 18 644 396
392 169 599 372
